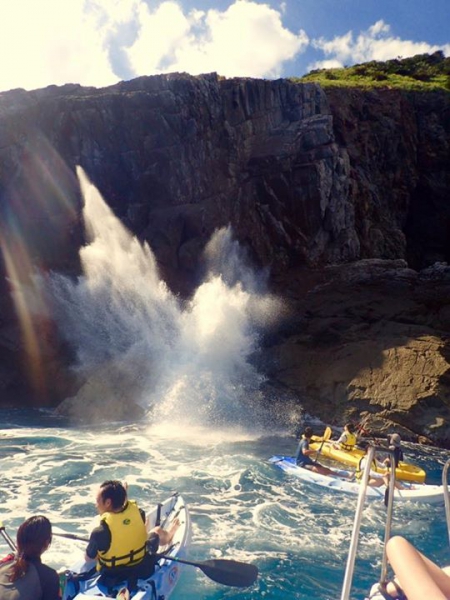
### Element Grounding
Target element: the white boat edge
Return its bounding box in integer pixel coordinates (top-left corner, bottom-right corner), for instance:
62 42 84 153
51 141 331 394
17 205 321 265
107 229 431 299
269 456 444 504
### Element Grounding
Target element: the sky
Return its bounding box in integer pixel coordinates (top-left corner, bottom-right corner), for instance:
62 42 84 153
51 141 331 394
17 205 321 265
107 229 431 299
0 0 449 94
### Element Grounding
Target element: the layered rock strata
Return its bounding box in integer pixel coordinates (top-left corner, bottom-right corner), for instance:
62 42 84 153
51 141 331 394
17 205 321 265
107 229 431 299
0 73 449 441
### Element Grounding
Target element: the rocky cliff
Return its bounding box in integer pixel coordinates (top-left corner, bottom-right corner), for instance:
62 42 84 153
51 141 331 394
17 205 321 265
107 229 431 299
0 72 449 442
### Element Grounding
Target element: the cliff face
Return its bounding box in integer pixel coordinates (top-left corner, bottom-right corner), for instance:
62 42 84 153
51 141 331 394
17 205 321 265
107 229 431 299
0 73 449 442
325 88 450 268
0 74 360 289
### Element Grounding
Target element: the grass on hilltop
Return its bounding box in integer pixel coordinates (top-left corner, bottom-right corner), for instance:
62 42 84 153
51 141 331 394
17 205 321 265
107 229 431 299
294 51 450 92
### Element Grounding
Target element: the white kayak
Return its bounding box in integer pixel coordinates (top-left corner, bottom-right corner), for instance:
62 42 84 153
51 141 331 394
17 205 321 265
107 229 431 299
269 456 445 504
62 492 191 599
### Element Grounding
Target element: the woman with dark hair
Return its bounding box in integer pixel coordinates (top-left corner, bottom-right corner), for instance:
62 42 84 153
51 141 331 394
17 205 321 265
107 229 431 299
0 515 60 599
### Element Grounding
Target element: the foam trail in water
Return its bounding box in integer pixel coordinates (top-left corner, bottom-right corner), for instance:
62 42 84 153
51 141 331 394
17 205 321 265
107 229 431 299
46 167 282 426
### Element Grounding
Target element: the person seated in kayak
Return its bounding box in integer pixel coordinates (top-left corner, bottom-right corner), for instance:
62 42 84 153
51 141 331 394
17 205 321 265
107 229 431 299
295 427 349 477
356 443 386 487
332 422 357 451
368 535 450 600
357 443 404 489
85 480 180 587
383 433 404 469
0 515 60 599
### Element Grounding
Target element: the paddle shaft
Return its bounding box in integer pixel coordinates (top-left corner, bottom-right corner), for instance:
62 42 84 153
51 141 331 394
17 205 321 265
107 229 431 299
53 532 89 542
314 426 332 464
0 526 16 552
52 532 258 588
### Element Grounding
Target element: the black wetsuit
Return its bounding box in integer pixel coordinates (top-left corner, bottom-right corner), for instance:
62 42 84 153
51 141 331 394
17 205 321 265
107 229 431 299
0 556 60 600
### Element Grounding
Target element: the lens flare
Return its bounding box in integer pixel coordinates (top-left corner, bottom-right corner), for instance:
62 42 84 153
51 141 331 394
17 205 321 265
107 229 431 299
0 226 48 400
0 137 77 402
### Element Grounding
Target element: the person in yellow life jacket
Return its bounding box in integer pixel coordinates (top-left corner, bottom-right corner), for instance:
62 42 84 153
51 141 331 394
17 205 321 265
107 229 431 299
332 422 357 451
85 480 179 589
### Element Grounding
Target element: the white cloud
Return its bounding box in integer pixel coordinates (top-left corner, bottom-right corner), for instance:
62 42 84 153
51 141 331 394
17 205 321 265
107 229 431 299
0 2 448 95
126 1 194 74
0 0 119 92
126 0 309 78
0 0 308 93
310 20 450 70
308 59 342 72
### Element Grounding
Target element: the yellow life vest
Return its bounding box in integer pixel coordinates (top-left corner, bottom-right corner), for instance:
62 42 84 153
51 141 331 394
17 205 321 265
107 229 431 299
355 457 378 481
339 432 357 451
97 500 148 570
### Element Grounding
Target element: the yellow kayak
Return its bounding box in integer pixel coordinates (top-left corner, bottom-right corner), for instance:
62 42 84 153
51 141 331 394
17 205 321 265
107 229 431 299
310 436 426 483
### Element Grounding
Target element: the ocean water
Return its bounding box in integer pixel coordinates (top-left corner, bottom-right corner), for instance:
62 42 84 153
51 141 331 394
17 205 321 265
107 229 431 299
3 168 449 598
0 408 449 600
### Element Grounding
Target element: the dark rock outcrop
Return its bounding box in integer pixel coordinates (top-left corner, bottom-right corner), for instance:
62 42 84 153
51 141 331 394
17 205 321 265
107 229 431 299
0 72 449 440
267 259 450 445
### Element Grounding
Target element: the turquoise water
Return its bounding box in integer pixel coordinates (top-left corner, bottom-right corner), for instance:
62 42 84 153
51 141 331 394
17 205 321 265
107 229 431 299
0 408 448 600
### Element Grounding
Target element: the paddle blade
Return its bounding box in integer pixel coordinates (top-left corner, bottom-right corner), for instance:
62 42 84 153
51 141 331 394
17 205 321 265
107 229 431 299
199 559 258 587
321 427 332 442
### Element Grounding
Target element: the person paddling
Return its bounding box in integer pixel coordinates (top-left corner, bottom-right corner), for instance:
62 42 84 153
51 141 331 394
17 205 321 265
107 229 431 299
85 480 180 590
295 427 349 477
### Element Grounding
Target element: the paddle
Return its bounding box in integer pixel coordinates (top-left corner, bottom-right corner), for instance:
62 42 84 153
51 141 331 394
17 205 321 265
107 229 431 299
53 531 89 542
52 532 258 588
314 426 332 464
156 555 258 587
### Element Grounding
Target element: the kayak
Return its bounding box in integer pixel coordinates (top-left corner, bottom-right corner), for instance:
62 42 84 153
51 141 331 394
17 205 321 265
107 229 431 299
269 456 444 504
62 492 190 599
309 437 426 483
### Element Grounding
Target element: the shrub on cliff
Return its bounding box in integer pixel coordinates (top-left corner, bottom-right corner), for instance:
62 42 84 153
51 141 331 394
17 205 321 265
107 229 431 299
296 51 450 92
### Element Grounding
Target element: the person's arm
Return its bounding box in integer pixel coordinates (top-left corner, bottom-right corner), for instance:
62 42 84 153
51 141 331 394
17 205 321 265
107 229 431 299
85 522 111 562
333 433 345 448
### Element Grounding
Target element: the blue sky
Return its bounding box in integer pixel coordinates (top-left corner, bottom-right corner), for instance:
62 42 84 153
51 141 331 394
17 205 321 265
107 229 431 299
0 0 449 93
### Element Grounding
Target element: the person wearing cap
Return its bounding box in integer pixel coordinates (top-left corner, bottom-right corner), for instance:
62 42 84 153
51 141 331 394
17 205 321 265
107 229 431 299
384 433 404 469
355 442 386 487
356 442 404 490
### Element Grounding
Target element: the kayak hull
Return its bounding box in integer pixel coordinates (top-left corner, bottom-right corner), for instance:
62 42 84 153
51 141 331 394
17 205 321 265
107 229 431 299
309 437 426 483
269 456 443 504
62 493 190 599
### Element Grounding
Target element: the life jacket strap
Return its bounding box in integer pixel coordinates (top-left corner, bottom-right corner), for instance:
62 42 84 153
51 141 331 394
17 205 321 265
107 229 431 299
98 543 147 568
340 443 355 451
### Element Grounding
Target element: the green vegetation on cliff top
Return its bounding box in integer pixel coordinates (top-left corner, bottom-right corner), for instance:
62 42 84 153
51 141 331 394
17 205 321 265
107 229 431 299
295 51 450 92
